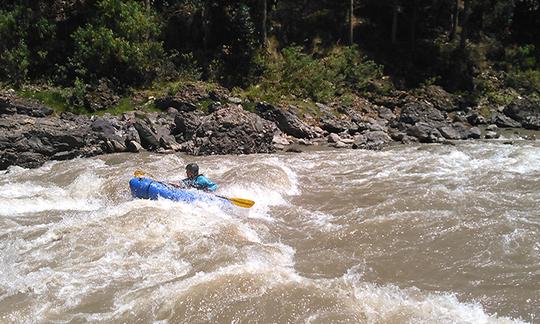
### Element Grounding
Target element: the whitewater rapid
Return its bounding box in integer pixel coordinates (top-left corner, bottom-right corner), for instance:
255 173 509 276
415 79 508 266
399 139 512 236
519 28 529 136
0 141 538 323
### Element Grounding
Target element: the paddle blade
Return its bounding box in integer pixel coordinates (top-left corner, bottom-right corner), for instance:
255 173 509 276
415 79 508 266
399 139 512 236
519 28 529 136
227 197 255 208
134 170 146 178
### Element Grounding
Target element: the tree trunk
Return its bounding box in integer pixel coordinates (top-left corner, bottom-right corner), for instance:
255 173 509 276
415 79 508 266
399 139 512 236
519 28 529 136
450 0 459 41
202 2 210 51
349 0 354 45
459 0 469 51
410 0 417 48
262 0 268 48
392 3 398 44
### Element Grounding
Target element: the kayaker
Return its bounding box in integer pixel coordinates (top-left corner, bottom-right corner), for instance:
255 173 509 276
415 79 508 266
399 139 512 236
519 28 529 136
181 163 218 192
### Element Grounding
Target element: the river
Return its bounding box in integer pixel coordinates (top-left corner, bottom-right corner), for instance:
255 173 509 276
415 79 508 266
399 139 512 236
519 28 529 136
1 141 538 323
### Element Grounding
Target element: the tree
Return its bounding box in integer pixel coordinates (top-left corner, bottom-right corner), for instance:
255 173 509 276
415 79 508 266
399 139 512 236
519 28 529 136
349 0 354 45
69 0 165 87
262 0 268 47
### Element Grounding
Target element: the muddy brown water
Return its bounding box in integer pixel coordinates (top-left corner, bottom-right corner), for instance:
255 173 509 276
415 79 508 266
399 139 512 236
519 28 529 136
1 141 538 323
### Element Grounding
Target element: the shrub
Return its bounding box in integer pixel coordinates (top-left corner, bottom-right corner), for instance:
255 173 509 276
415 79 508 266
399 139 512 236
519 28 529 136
69 0 165 88
503 45 540 96
325 46 383 93
0 8 29 85
244 46 384 103
69 78 88 108
0 5 56 86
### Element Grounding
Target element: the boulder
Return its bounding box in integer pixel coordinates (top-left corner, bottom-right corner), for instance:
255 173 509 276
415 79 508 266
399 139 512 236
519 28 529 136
485 131 500 139
399 101 446 126
256 102 316 138
503 98 540 130
126 140 143 153
466 112 488 125
0 91 53 117
155 96 197 112
173 111 203 140
134 121 160 150
486 124 498 131
438 123 470 140
328 133 342 143
492 114 522 128
468 127 482 139
378 106 396 121
83 80 119 112
319 114 354 133
407 122 443 143
416 85 457 112
187 104 276 155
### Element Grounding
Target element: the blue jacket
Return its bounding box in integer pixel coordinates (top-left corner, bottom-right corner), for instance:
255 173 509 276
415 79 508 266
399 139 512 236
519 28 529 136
182 175 218 192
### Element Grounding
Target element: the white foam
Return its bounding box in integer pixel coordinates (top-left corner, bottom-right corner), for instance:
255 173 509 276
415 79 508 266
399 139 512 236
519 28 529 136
347 282 523 323
0 173 104 216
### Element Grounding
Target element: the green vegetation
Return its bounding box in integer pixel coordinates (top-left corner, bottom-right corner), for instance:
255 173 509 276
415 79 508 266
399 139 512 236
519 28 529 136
16 86 161 116
239 46 382 104
69 0 164 88
1 0 539 113
17 88 70 113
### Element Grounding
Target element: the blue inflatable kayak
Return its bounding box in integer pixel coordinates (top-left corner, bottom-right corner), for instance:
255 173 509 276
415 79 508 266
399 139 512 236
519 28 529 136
129 177 232 208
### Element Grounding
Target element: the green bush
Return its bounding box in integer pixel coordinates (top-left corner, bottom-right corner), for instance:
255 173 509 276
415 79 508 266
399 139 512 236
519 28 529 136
505 44 537 71
503 45 540 95
0 41 29 86
0 5 56 86
507 69 540 95
244 46 384 103
158 51 202 82
0 8 29 85
69 78 88 109
69 0 165 88
325 46 383 93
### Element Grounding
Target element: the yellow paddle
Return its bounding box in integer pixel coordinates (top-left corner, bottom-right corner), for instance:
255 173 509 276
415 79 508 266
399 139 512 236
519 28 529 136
133 170 255 208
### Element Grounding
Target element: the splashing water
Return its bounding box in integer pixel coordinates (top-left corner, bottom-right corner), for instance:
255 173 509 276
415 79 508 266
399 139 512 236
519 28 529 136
0 142 538 323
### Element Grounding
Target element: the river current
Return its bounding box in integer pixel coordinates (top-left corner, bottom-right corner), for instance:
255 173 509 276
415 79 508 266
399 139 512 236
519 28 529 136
0 141 538 323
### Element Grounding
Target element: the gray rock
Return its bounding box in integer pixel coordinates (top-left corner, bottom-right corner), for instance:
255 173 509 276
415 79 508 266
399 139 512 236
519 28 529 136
351 134 367 149
0 91 54 117
466 112 487 125
188 104 276 155
399 101 446 126
154 96 197 112
378 106 396 120
438 123 469 140
173 111 203 140
328 133 342 143
492 114 522 128
468 127 482 139
486 124 498 131
407 122 443 143
256 102 316 138
416 85 457 112
273 133 291 146
126 140 143 153
333 141 349 148
134 121 160 150
319 114 354 133
107 140 127 152
227 96 243 104
503 98 540 130
485 131 500 139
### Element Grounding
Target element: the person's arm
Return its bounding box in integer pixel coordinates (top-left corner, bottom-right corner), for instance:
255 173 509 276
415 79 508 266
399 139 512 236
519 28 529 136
181 178 192 188
197 176 218 192
166 180 184 188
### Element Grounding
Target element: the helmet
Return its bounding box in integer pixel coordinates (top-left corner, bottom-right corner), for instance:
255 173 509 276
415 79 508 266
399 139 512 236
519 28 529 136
185 163 199 175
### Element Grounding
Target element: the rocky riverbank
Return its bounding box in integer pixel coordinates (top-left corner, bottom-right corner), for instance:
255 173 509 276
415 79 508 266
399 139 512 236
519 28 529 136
1 85 539 170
